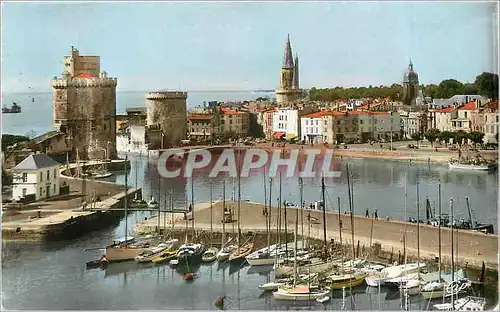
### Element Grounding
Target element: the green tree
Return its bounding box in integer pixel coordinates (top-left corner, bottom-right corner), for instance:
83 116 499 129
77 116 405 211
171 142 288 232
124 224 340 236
467 131 484 147
438 131 454 146
2 134 30 151
453 130 468 147
411 133 422 144
424 128 441 147
474 72 499 100
436 79 464 98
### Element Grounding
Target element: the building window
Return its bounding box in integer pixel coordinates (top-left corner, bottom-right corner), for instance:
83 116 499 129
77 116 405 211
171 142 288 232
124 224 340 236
306 120 308 125
464 112 467 118
22 188 27 197
91 120 96 130
40 172 43 182
47 170 50 180
54 184 56 193
22 173 27 182
54 169 57 178
316 120 318 126
40 187 43 195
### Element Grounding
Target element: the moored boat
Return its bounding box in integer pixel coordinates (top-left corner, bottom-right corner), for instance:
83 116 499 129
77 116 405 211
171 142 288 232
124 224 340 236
327 271 366 290
151 250 178 264
273 285 330 301
217 245 236 261
449 157 497 172
228 242 254 262
365 262 425 287
177 243 204 263
2 101 22 114
202 247 219 262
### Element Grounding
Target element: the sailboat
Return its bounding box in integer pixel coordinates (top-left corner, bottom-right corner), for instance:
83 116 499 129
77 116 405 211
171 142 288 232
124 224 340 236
272 177 330 301
177 179 204 264
217 181 236 261
228 148 254 262
105 154 149 262
92 150 113 178
326 171 366 290
202 180 219 262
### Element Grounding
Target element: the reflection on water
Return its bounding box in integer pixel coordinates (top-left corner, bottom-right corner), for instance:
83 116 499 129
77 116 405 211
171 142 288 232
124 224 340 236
2 155 497 310
113 155 498 232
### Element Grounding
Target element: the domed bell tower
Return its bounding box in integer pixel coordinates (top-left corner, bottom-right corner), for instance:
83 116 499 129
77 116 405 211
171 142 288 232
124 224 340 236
402 60 419 106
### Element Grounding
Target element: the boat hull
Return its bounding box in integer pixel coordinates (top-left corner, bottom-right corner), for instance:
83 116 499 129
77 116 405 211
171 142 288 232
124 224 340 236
449 162 497 171
106 246 148 262
275 261 335 278
329 274 366 290
273 289 330 301
247 256 275 266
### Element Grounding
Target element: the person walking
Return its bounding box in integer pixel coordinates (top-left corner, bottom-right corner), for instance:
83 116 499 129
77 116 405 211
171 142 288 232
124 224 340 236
374 209 379 220
365 208 369 218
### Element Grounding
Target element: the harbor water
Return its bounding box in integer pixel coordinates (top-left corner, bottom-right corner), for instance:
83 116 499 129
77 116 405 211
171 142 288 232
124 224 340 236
2 156 498 310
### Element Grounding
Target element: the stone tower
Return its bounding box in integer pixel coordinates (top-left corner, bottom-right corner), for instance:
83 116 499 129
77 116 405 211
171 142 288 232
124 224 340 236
275 35 302 106
402 60 419 105
52 46 117 160
146 91 188 148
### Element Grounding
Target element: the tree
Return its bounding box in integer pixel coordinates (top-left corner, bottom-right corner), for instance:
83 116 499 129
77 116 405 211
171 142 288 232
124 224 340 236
436 79 464 99
2 134 30 151
453 130 468 147
474 72 499 100
467 131 484 147
411 133 422 144
424 128 441 147
439 131 454 146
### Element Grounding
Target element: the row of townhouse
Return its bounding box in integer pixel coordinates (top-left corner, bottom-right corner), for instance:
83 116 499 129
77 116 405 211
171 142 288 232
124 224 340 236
428 100 498 143
187 106 249 140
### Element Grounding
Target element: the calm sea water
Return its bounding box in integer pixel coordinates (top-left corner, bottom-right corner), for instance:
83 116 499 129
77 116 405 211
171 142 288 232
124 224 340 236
1 91 274 136
2 156 498 310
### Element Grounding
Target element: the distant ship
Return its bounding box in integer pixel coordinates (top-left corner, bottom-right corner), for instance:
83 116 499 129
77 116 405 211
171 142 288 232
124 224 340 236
2 102 22 114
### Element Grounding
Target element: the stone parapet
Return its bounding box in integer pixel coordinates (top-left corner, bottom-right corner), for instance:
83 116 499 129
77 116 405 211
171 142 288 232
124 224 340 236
145 91 187 100
51 77 118 89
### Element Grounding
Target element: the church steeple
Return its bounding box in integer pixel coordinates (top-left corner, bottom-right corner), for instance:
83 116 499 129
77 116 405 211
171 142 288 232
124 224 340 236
292 54 299 89
282 34 294 69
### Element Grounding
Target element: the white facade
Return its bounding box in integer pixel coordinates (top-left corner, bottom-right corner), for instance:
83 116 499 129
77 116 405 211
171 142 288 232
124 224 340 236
434 109 457 132
272 108 299 139
12 155 60 201
484 111 499 143
116 126 149 155
300 113 324 143
400 111 423 138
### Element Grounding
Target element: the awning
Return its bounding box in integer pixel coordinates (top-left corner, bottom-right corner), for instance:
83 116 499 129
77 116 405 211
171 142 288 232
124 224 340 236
286 133 297 139
273 132 285 139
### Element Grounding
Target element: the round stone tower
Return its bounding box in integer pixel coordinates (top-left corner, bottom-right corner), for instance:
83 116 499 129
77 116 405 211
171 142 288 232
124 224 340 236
146 91 188 147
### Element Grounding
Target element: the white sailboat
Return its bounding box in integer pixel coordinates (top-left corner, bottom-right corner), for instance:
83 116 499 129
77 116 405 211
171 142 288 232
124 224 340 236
216 181 236 261
202 180 219 263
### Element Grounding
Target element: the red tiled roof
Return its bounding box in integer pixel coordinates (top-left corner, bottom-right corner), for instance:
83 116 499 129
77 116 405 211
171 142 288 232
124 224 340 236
438 106 456 113
356 102 384 110
73 72 94 79
188 114 211 121
301 111 330 118
263 108 277 113
458 101 477 111
480 100 498 113
220 107 241 115
273 132 285 138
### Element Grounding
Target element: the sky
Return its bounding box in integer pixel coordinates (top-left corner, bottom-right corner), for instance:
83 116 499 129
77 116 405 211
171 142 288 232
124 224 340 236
1 1 498 93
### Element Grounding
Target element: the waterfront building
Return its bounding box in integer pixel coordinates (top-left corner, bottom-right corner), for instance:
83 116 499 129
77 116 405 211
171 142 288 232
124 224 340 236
402 61 419 106
275 35 302 106
481 100 499 143
300 111 328 144
432 105 458 132
272 107 300 140
187 114 214 141
399 110 426 138
262 108 277 140
146 91 188 148
52 46 118 160
451 100 484 133
215 106 249 138
322 111 401 144
12 154 60 201
430 94 489 109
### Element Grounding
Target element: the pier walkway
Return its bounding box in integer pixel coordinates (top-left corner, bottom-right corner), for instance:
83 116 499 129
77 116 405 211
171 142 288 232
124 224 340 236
134 200 498 269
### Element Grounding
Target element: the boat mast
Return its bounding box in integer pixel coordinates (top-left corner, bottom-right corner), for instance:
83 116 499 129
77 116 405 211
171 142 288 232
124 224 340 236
222 180 226 247
284 181 288 257
124 153 128 248
237 148 241 251
346 163 355 262
170 189 174 231
338 197 343 271
450 198 455 311
321 176 327 259
404 174 408 269
293 179 299 286
191 178 195 240
210 179 213 247
465 197 473 228
268 178 273 251
299 176 304 250
264 165 268 249
438 182 442 282
417 180 420 280
157 177 161 233
278 172 282 249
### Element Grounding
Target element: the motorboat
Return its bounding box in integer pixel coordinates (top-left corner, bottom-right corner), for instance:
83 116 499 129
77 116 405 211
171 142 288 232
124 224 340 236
365 262 425 287
228 242 254 262
216 245 237 261
258 273 318 291
273 285 330 301
151 250 178 264
135 243 170 263
327 271 366 290
177 243 203 263
86 255 109 269
201 247 219 262
147 197 159 209
433 296 486 311
449 157 497 172
2 101 21 114
421 278 471 300
258 281 287 291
